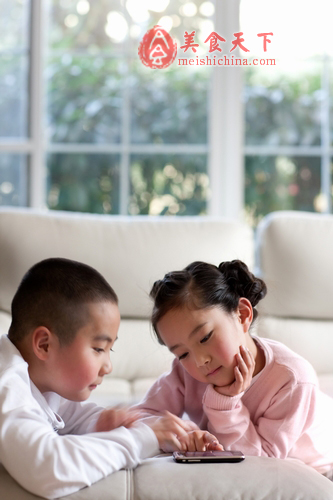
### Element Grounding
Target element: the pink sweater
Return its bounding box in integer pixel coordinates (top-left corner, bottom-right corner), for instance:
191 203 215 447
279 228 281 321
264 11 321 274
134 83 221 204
136 337 333 474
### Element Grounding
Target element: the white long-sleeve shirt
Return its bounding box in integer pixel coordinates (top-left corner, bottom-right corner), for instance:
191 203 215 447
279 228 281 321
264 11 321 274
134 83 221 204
0 335 159 499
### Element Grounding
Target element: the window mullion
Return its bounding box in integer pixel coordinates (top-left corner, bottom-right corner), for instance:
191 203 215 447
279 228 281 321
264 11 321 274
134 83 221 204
208 0 243 219
321 54 331 213
29 0 46 208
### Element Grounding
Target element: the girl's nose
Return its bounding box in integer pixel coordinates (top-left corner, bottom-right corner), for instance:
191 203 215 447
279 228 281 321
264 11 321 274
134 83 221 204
194 350 211 367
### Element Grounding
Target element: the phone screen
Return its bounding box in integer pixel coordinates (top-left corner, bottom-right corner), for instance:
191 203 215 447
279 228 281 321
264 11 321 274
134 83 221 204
173 450 245 463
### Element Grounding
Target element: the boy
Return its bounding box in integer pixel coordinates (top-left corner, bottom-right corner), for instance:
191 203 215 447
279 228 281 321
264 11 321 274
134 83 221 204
0 258 197 499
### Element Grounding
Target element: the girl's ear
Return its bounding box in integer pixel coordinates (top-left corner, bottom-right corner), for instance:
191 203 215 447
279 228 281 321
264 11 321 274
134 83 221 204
31 327 55 361
237 298 253 333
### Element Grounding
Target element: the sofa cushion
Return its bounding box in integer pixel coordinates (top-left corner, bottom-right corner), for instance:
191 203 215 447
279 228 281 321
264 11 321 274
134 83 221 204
0 464 129 500
256 211 333 398
0 208 254 319
257 211 333 320
0 311 10 337
110 320 173 381
89 377 133 407
320 375 333 399
88 376 165 407
88 319 174 406
256 316 333 378
133 456 333 500
1 456 332 500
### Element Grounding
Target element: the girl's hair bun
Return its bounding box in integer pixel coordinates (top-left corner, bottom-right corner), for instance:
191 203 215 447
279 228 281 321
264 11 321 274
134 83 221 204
150 259 267 344
218 260 267 308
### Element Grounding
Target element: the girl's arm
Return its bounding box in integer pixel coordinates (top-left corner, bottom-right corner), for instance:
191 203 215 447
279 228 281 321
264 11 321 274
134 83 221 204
133 358 186 417
203 380 317 458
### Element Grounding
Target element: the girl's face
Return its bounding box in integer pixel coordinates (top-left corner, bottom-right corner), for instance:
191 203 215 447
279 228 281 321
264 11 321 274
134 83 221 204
157 304 250 387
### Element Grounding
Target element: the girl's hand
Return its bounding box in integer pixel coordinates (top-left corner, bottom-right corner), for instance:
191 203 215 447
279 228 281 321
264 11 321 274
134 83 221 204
95 406 141 432
179 430 224 452
146 411 199 452
214 345 255 397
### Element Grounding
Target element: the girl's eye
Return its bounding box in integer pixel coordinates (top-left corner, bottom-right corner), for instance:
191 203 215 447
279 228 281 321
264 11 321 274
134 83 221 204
179 352 188 360
200 332 212 344
94 348 104 354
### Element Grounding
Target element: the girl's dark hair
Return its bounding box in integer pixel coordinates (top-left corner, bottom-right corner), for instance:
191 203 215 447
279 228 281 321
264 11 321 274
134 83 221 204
150 260 267 344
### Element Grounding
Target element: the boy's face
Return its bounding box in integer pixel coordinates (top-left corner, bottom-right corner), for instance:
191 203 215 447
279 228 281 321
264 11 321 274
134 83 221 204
46 301 120 401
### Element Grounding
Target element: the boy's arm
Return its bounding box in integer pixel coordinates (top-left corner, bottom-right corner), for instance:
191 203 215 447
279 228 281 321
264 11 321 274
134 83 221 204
1 404 159 499
57 397 105 434
0 366 159 500
1 370 199 499
1 403 204 499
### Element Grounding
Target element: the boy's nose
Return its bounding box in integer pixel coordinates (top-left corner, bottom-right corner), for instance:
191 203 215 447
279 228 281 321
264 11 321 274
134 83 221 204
100 356 112 376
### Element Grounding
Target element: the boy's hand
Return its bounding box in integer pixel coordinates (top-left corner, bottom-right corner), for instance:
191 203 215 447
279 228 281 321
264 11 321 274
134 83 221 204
179 430 224 452
146 411 199 452
214 345 255 397
95 407 141 432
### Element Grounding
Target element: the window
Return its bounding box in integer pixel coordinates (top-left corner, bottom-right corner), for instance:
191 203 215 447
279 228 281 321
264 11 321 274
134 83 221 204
46 0 216 216
0 0 30 206
1 0 332 225
241 0 332 226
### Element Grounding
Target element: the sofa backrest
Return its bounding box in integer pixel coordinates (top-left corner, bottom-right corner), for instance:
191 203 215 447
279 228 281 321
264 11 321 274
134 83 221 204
0 208 255 405
1 208 332 402
0 208 254 319
256 211 333 395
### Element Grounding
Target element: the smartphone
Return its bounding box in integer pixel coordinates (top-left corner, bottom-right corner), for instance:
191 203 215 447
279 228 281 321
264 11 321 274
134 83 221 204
173 450 245 463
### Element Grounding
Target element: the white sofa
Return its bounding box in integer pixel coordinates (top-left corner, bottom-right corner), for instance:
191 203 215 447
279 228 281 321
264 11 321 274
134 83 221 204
0 207 332 500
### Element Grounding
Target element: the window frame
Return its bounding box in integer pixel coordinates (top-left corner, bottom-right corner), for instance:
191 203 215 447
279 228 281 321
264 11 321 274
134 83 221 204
1 0 331 219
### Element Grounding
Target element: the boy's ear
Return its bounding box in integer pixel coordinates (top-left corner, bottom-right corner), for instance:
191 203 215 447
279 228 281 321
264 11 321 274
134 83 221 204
31 327 55 361
237 298 253 333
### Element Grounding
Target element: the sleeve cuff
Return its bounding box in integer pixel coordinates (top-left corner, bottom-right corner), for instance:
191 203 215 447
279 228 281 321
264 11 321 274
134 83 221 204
203 384 244 410
129 422 161 459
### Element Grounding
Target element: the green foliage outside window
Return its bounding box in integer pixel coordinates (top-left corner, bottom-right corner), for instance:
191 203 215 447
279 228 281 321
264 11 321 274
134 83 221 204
1 1 328 224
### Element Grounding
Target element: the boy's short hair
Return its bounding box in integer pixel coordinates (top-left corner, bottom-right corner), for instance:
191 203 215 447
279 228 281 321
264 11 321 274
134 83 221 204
8 258 118 346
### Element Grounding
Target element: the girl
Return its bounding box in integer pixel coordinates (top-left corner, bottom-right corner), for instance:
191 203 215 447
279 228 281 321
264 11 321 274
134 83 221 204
134 259 333 479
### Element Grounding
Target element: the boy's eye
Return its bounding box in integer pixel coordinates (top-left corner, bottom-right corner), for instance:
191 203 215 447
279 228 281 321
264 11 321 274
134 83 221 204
179 352 188 360
200 332 212 344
